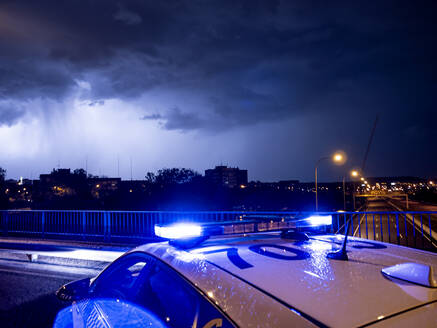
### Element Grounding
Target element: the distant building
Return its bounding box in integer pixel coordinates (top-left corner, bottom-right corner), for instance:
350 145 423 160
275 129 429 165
205 165 248 188
89 177 121 199
120 180 147 193
36 168 78 197
40 168 73 185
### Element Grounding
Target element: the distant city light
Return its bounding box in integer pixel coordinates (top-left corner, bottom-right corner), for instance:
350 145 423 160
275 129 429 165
240 184 246 189
350 170 359 177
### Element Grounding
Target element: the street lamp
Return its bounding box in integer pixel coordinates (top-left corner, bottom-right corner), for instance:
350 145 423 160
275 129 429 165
315 152 346 211
349 170 362 210
343 170 360 210
333 154 343 162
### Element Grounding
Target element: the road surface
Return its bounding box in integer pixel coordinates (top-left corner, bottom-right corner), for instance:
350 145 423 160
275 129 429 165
0 258 99 327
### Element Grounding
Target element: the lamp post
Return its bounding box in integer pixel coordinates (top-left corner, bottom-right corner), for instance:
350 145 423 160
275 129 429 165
315 152 345 211
346 170 360 211
342 176 346 210
348 170 360 210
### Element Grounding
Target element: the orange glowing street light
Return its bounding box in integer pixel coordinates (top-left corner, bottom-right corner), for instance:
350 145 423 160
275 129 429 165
333 154 343 162
342 170 360 211
350 170 359 178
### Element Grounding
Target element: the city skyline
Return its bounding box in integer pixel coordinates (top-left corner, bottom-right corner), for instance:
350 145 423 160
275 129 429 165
2 165 434 185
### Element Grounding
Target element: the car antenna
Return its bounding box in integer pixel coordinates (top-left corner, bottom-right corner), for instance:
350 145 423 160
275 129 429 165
327 218 351 261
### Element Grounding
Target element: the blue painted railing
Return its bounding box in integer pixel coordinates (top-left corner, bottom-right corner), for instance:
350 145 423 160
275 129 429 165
0 210 436 251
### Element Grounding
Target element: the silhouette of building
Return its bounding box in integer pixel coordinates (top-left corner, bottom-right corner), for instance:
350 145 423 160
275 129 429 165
89 177 121 199
40 169 73 185
205 165 248 188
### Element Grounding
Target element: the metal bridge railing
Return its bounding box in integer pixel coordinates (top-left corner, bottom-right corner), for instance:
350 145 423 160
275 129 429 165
0 210 436 251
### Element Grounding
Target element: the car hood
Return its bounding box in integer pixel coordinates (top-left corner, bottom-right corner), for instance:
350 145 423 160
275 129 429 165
142 235 437 327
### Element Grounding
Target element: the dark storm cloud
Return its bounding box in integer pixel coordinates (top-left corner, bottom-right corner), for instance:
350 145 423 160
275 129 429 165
141 108 205 131
0 0 435 133
0 59 74 100
162 107 206 131
0 101 25 126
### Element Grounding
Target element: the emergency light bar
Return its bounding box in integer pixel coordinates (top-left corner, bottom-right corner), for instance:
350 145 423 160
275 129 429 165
299 215 332 227
154 223 202 240
154 214 332 244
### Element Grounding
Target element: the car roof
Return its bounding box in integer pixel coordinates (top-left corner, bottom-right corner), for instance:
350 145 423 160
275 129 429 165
134 233 437 328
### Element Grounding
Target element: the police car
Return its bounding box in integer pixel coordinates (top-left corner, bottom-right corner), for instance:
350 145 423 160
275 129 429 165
54 215 437 327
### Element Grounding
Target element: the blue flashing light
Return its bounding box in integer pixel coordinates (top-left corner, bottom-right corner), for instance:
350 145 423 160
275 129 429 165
154 214 332 245
299 215 332 227
155 223 202 240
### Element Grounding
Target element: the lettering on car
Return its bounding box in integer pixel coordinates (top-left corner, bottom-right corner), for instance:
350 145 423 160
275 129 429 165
198 239 385 269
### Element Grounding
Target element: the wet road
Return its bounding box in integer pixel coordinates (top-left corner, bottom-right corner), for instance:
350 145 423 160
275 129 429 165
0 259 99 327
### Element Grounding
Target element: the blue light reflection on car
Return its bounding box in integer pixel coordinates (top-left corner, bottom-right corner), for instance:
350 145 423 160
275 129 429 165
53 298 168 328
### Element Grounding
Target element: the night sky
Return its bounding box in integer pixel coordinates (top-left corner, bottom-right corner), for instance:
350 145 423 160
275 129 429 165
0 1 435 182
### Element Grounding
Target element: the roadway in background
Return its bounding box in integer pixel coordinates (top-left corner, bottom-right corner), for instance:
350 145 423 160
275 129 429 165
343 198 437 252
391 198 437 233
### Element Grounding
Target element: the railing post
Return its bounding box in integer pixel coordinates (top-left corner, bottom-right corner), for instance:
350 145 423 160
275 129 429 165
358 214 361 237
380 214 383 241
41 212 45 238
412 215 416 248
108 212 111 241
103 212 110 241
420 214 424 249
404 214 408 247
365 213 368 239
387 213 390 243
82 212 86 240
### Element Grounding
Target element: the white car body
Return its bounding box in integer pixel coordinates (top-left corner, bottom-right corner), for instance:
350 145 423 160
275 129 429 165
134 233 437 327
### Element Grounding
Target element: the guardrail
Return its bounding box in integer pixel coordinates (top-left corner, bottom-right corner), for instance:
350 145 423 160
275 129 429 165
0 210 436 251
